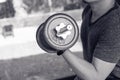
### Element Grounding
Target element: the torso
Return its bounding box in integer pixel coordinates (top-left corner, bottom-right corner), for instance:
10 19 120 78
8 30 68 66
81 3 120 78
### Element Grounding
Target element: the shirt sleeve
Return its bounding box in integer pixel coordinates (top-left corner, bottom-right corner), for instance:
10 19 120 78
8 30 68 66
93 22 120 63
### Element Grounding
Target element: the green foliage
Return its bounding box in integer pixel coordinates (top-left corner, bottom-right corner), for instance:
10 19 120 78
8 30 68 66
22 0 84 14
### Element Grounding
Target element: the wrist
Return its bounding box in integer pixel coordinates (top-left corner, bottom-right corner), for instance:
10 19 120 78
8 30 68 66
57 49 71 56
57 50 66 56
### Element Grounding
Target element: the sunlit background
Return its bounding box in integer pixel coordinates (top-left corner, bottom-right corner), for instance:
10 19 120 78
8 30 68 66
0 0 85 80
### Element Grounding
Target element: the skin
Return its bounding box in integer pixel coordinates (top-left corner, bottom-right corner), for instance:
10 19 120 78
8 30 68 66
61 0 117 80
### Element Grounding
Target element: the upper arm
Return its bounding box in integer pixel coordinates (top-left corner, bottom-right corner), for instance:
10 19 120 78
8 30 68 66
92 57 116 80
92 17 120 79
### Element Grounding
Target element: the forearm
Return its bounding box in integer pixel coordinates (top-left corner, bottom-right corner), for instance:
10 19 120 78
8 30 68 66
62 50 102 80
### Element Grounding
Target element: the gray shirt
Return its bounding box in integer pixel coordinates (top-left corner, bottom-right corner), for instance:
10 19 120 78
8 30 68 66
80 2 120 79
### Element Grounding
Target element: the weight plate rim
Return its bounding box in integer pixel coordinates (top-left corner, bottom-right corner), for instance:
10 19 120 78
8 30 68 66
44 13 79 50
36 23 57 53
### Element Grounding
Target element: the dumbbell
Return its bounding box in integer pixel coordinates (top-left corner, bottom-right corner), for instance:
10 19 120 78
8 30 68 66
36 13 79 53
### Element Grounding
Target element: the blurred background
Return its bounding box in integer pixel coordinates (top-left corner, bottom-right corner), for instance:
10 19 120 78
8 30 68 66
0 0 85 80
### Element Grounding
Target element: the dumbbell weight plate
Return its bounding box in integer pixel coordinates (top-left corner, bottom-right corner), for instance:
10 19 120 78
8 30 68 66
44 13 79 50
36 23 57 53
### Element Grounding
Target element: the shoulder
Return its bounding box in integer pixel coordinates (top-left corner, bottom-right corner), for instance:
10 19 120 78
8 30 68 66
102 4 120 32
108 3 120 23
82 5 91 19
